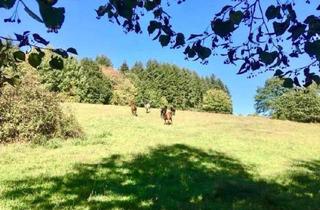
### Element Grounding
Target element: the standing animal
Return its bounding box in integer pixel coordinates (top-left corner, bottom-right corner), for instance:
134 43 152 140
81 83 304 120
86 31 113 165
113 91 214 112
163 109 173 125
130 102 138 116
160 106 167 118
144 102 151 113
161 106 173 125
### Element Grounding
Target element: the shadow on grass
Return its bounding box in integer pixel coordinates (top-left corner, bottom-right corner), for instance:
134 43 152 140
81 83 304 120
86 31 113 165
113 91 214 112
1 144 320 209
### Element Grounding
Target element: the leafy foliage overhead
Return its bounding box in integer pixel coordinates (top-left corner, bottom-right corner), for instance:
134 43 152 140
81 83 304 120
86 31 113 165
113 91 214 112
2 0 320 86
94 0 320 86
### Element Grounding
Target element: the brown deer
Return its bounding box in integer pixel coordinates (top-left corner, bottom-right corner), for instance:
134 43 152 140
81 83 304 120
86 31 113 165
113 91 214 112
130 101 138 116
161 106 173 125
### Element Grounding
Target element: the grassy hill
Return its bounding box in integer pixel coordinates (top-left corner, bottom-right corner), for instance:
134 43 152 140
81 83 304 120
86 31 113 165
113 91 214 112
0 103 319 209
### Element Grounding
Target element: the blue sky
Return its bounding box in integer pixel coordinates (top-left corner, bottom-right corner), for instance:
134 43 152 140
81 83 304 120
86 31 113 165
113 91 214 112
0 1 316 115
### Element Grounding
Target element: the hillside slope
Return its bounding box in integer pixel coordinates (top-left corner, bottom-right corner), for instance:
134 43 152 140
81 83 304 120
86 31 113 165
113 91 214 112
0 103 319 209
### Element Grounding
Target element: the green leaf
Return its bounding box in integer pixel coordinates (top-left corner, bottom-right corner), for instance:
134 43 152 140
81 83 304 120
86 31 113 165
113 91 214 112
13 51 25 62
24 5 43 23
49 56 64 70
67 47 78 55
312 75 320 85
28 53 43 68
259 51 278 65
148 21 161 34
283 78 293 88
0 0 16 9
273 19 290 36
38 1 65 30
173 33 185 48
159 35 170 47
274 69 283 77
265 5 281 20
197 46 212 60
304 40 320 60
229 10 243 25
211 19 235 38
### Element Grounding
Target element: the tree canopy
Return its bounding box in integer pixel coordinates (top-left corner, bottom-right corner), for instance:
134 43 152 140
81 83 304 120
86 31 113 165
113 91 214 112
1 0 320 87
254 78 320 122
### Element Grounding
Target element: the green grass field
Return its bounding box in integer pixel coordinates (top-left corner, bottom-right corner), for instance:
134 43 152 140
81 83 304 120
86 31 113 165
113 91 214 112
0 103 320 209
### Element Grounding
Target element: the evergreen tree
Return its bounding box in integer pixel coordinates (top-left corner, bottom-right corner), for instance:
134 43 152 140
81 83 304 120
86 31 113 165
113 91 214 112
119 61 129 74
131 61 144 74
95 55 113 67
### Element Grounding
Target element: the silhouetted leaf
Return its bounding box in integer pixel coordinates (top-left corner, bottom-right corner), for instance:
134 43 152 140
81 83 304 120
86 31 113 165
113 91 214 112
33 33 49 45
52 48 68 58
28 52 43 68
304 40 320 60
159 35 170 47
24 5 43 23
312 75 320 84
49 56 64 70
14 33 24 41
148 21 161 34
196 46 212 60
67 47 78 55
266 5 280 20
38 1 65 30
283 78 293 88
237 62 249 74
13 51 25 62
229 10 243 25
274 69 283 77
259 51 278 65
173 33 185 48
211 19 235 38
273 19 290 36
0 0 16 9
293 77 301 87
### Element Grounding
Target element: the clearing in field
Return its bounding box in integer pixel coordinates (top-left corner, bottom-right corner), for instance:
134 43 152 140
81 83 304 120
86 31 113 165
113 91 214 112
0 103 319 209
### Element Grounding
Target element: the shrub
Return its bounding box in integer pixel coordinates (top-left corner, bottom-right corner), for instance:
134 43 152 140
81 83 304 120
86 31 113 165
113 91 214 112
272 88 320 123
202 89 233 114
110 77 137 106
0 72 83 143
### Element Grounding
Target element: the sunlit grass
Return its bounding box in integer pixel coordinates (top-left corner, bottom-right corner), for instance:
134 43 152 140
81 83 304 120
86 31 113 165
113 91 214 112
0 103 319 209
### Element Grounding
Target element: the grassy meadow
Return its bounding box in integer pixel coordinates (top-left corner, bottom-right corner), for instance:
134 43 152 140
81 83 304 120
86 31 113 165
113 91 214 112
0 103 320 209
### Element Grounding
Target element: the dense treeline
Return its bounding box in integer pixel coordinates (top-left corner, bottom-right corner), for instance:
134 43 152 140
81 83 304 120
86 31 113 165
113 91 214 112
128 60 231 112
36 54 233 114
255 78 320 123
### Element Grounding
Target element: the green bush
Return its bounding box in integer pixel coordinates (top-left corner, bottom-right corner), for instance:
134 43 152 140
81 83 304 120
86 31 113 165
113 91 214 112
202 89 233 114
110 76 137 106
272 88 320 123
0 72 83 143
